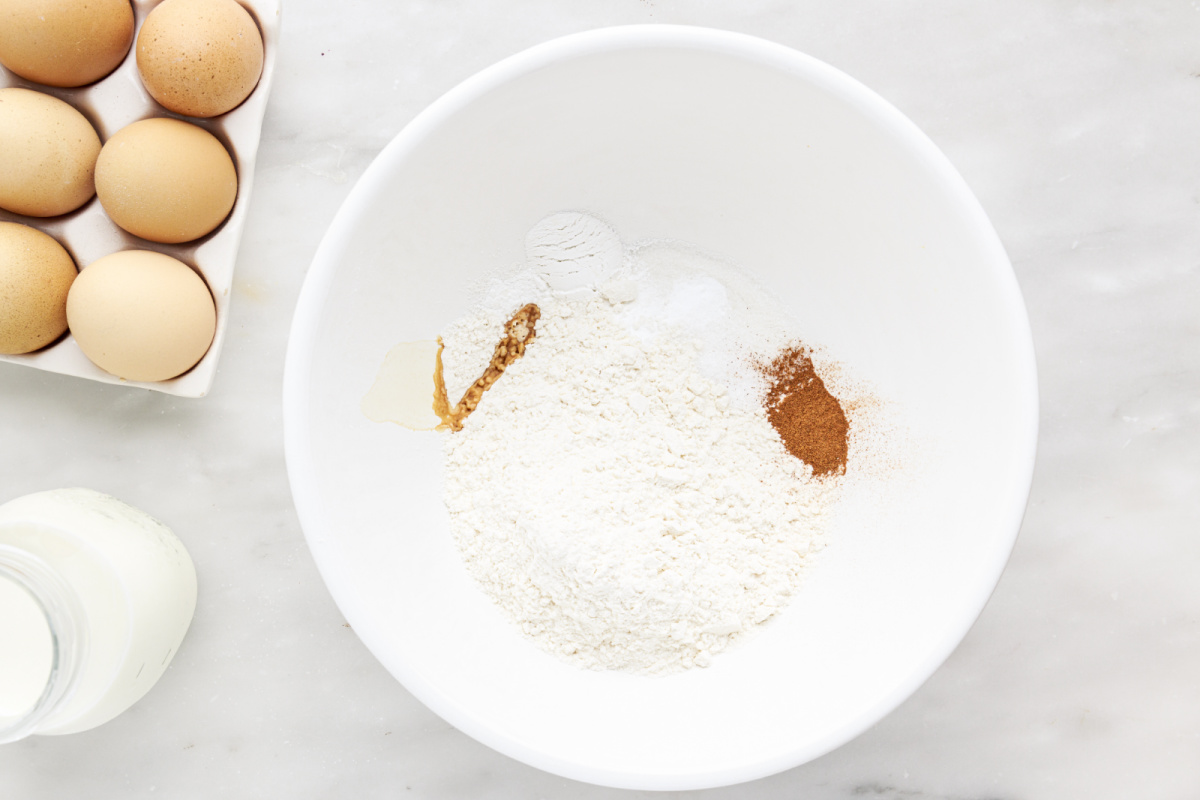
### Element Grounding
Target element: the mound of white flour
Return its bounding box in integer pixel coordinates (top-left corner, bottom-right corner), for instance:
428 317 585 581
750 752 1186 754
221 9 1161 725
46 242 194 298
441 248 834 673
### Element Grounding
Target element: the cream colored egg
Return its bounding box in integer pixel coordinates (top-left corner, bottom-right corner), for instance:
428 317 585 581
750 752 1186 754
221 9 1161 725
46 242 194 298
66 250 216 382
0 0 135 87
0 88 101 217
95 117 237 244
0 222 77 354
136 0 264 118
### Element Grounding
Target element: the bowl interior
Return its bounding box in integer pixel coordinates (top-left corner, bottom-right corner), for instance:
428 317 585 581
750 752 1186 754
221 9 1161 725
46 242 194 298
284 27 1037 790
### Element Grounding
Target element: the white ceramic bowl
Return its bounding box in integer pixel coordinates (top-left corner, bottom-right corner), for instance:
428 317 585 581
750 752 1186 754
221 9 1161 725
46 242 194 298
284 26 1038 790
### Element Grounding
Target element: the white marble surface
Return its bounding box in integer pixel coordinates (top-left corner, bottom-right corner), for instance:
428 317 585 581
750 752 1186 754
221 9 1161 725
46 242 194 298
2 0 1198 797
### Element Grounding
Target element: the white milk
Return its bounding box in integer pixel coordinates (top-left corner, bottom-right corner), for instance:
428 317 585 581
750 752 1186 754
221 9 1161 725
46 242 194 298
0 488 197 740
0 575 53 717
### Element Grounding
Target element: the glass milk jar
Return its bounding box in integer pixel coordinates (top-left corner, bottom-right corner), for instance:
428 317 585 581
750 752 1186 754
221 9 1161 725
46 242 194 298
0 488 197 742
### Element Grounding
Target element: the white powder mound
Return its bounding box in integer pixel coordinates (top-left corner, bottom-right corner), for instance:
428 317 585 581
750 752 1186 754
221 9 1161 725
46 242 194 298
524 211 624 298
441 287 834 674
619 240 797 413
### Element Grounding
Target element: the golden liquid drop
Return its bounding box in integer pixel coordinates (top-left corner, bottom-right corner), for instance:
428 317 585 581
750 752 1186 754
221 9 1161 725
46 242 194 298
361 339 447 431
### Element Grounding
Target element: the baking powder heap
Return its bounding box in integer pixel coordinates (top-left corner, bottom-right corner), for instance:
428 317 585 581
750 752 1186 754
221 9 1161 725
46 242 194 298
441 237 835 673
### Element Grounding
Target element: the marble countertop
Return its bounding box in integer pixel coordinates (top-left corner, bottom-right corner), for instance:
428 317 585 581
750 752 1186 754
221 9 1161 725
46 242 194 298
3 1 1198 797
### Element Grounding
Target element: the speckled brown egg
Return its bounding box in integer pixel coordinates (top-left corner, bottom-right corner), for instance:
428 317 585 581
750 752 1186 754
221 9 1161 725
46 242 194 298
95 117 237 243
0 88 102 217
136 0 264 118
0 222 77 354
0 0 135 87
66 249 216 382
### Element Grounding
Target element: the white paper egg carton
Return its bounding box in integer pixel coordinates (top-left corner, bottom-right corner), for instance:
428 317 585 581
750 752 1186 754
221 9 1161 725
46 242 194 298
0 0 281 397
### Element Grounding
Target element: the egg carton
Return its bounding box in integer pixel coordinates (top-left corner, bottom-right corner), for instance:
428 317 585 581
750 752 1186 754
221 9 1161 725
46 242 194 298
0 0 281 398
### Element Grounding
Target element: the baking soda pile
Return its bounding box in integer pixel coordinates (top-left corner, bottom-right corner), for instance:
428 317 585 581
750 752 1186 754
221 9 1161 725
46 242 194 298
440 214 838 674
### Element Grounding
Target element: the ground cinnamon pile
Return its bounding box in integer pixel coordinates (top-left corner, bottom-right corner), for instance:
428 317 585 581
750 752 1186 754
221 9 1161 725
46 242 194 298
759 345 849 477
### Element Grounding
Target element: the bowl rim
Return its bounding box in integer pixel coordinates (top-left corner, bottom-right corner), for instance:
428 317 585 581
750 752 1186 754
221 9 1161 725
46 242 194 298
283 23 1039 790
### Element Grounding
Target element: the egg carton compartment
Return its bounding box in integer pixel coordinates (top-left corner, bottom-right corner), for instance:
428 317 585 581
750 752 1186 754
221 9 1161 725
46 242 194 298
0 0 281 398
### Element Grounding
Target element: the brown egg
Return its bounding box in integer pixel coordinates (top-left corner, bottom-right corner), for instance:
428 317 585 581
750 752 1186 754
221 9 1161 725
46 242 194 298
0 222 77 354
0 88 102 217
66 250 216 382
0 0 135 87
95 117 237 244
136 0 264 118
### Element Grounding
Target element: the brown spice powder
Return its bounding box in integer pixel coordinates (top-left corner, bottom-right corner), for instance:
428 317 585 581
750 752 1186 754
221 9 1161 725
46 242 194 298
760 345 849 477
